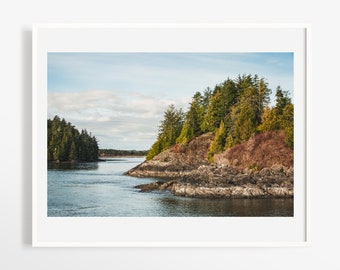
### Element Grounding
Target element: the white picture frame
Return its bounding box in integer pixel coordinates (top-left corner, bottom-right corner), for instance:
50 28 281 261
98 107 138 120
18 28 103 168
32 23 310 247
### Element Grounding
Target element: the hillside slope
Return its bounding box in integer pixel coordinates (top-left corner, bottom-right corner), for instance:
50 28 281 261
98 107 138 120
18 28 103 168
126 132 214 178
214 130 293 169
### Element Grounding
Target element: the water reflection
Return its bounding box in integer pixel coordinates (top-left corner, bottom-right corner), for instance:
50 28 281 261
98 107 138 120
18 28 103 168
48 162 99 171
158 196 293 217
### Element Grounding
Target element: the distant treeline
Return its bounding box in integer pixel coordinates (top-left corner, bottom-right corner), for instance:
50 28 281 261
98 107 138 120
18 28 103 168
99 149 148 157
48 115 99 162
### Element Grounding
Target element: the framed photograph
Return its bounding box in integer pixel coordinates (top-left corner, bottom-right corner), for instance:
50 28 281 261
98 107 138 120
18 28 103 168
32 24 310 247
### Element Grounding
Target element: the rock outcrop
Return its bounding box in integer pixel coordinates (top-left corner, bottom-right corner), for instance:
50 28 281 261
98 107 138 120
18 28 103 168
134 163 293 198
126 132 214 178
126 131 294 199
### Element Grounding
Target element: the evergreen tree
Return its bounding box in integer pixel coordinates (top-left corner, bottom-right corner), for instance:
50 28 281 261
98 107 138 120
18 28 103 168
146 105 184 160
207 121 227 162
257 87 294 148
69 140 78 160
281 103 294 148
159 104 184 149
177 92 204 145
225 98 257 148
275 86 291 115
257 106 281 132
202 90 225 132
225 75 271 148
202 78 239 132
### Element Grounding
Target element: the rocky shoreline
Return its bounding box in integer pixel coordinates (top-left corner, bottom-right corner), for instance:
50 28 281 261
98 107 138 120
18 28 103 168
129 163 293 198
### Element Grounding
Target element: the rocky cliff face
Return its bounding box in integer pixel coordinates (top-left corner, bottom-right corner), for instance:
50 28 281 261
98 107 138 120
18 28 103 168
126 131 294 198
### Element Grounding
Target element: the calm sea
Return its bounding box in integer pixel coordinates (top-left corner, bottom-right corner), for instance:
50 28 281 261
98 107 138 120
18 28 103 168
48 157 293 217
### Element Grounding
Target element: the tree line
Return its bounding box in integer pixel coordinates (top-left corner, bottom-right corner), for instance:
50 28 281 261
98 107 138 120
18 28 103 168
146 74 293 161
48 115 99 162
99 149 148 157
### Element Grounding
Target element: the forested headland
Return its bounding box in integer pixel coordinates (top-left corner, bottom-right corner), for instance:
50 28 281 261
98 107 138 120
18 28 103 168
146 74 293 162
48 115 99 162
127 74 294 199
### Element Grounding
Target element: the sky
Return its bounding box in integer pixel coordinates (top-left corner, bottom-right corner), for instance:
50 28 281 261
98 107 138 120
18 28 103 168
48 52 294 150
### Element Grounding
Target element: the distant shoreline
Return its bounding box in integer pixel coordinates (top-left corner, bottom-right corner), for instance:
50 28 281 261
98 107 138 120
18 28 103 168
100 155 146 159
48 156 146 164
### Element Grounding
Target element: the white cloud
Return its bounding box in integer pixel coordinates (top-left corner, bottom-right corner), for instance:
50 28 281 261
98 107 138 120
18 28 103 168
48 89 190 150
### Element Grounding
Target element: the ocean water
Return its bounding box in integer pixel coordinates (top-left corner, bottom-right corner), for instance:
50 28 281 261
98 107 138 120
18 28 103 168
48 157 293 217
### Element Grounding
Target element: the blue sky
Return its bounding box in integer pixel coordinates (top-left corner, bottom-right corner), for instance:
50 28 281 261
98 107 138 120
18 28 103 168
48 52 293 150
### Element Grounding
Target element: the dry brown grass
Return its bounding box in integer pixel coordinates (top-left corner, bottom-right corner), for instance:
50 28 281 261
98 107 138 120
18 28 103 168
214 131 293 169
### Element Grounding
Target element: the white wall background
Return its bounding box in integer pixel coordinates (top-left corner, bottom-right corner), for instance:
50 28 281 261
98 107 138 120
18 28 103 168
0 0 338 269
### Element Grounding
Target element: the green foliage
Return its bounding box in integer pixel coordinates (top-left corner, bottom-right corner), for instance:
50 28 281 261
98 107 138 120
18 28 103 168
208 121 227 163
257 88 294 148
275 86 291 115
257 106 281 132
248 163 259 172
159 104 184 149
225 77 271 148
202 91 224 132
47 115 99 162
146 105 184 160
146 74 294 162
176 120 192 145
177 92 206 145
78 129 99 161
146 140 163 161
202 78 238 132
281 103 294 148
225 103 257 148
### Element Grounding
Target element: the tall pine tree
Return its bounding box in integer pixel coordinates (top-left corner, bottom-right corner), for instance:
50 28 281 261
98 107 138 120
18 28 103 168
146 105 184 160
